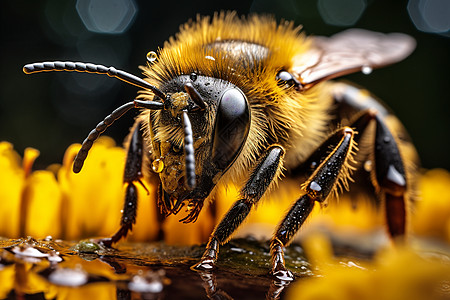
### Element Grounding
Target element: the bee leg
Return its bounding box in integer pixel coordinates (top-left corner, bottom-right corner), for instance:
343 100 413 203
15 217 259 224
270 127 355 281
371 114 407 238
192 145 285 271
100 123 144 248
333 83 409 238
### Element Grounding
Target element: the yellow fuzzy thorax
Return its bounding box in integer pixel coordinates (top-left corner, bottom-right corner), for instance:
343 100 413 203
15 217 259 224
142 12 311 90
138 12 330 188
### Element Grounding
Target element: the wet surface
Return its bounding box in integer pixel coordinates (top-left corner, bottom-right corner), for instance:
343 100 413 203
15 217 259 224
0 237 313 299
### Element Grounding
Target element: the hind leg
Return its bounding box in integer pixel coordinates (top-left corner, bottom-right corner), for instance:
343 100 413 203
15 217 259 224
330 82 416 239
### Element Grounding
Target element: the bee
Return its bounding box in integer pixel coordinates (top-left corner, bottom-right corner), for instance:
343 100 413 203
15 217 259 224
23 12 418 281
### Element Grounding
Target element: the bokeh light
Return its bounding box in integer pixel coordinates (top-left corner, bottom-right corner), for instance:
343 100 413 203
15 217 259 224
408 0 450 35
317 0 367 27
76 0 138 34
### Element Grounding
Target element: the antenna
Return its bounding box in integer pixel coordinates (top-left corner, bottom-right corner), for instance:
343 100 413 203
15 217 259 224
23 61 167 100
182 111 196 189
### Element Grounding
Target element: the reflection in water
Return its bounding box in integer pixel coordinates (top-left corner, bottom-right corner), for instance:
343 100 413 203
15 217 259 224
0 237 309 299
266 280 291 300
1 235 449 299
195 269 292 300
197 271 233 300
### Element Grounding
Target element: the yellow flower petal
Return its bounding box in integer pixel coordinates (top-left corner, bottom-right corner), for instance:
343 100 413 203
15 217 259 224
0 265 14 299
58 137 125 240
288 242 450 300
163 203 215 245
23 147 40 178
23 170 62 238
413 168 450 242
0 142 25 237
56 283 116 300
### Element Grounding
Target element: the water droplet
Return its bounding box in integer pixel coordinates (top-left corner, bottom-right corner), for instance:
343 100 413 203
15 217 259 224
128 271 164 293
230 247 247 253
189 73 197 81
310 161 317 169
152 158 164 173
74 241 100 253
12 246 49 258
362 65 372 75
364 160 372 172
205 55 215 61
146 51 157 63
48 253 63 263
383 136 391 143
48 267 88 286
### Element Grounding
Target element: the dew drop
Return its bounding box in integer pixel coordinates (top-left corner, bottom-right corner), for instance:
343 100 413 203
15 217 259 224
129 275 163 293
362 65 372 75
364 160 372 172
230 247 247 253
152 158 164 173
48 253 63 263
146 51 157 63
48 268 88 287
74 241 100 253
12 246 48 258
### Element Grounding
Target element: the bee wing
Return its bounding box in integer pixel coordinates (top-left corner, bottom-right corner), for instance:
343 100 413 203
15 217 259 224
292 29 416 88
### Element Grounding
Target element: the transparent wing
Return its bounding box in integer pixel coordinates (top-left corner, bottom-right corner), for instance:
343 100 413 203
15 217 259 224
292 29 416 88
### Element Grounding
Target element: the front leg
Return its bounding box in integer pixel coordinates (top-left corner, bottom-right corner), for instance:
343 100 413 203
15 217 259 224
193 145 285 271
100 122 146 247
270 127 356 281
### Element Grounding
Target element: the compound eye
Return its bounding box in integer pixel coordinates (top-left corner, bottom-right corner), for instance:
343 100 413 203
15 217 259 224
276 70 299 89
211 88 250 171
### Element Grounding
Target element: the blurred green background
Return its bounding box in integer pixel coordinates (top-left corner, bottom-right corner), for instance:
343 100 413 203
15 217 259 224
1 0 449 170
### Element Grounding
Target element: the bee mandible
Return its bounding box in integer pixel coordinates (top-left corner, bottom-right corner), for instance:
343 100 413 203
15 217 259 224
23 12 418 281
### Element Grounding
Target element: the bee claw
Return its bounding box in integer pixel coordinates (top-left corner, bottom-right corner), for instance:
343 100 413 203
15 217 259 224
191 258 216 272
179 200 203 223
270 269 294 282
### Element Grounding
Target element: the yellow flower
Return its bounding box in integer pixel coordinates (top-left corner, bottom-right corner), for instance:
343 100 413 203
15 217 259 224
413 168 450 242
287 233 450 300
0 142 24 237
57 138 126 240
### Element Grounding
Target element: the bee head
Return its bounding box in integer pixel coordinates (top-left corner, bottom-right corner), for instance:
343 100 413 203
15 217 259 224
150 74 250 215
22 60 250 222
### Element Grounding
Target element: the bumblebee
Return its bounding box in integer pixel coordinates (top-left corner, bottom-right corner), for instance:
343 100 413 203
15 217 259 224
23 12 418 281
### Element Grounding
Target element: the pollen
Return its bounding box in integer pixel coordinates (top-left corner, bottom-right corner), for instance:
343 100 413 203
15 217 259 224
169 92 189 117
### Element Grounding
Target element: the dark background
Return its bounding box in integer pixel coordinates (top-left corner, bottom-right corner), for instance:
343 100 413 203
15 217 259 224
1 0 449 170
